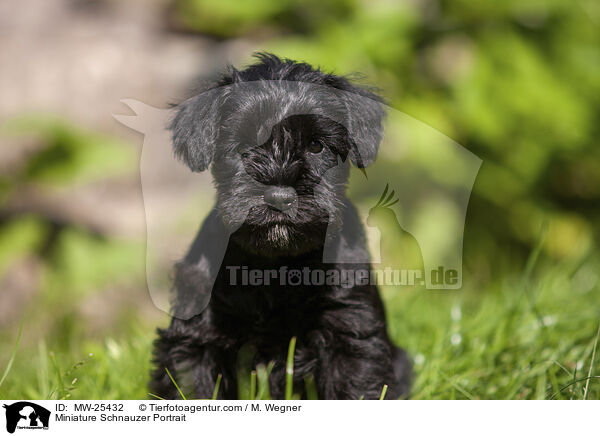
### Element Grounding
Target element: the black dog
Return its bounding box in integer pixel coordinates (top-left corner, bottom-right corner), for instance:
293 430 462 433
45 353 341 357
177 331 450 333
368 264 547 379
150 53 412 399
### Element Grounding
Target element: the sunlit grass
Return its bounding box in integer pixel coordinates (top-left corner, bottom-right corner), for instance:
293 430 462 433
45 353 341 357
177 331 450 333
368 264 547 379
0 260 598 400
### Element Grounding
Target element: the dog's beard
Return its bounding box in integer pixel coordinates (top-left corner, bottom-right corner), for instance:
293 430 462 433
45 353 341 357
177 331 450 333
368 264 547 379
225 200 332 257
231 222 327 257
267 223 291 247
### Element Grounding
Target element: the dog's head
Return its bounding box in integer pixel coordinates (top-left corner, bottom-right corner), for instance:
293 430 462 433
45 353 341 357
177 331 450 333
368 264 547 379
170 53 385 256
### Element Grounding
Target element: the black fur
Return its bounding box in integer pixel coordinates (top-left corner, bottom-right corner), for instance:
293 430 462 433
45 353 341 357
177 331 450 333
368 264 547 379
150 53 412 399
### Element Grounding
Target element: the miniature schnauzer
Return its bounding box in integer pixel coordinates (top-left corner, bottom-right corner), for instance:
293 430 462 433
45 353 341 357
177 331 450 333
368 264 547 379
150 53 412 399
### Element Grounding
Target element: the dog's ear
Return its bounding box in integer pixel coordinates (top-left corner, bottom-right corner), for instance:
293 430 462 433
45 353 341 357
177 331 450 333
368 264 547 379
169 87 226 172
325 76 385 168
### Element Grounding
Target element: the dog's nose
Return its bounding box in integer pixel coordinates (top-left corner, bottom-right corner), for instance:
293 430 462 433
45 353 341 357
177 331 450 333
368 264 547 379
264 186 297 211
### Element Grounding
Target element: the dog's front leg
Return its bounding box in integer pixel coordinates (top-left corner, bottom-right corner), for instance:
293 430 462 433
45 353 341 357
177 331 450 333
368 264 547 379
314 333 399 400
309 298 403 401
149 318 235 400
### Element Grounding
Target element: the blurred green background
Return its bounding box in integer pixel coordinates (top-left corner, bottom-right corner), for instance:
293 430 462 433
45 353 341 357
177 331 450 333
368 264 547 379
0 0 598 399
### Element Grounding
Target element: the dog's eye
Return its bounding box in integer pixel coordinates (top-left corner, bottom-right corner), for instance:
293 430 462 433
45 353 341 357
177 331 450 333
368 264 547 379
308 140 324 154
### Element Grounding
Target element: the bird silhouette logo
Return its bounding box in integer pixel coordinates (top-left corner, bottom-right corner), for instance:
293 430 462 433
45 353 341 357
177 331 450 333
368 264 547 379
367 183 424 274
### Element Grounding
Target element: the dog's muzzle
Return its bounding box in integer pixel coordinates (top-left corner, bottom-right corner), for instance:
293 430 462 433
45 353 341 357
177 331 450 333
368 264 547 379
264 186 297 211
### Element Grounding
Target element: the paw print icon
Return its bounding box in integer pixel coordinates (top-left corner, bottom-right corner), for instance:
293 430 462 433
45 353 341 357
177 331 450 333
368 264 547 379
287 269 302 286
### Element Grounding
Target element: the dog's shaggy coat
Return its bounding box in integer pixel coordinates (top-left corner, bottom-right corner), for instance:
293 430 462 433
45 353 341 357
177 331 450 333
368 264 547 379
150 53 412 399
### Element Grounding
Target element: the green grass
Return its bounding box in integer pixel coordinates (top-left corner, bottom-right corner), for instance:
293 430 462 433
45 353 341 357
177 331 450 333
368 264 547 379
0 260 598 400
394 274 600 400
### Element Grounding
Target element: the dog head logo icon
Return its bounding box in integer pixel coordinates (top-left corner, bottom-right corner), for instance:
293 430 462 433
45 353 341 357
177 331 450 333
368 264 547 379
3 402 50 434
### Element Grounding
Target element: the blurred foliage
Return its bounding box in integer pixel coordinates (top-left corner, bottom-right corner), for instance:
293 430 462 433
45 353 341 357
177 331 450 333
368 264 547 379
0 118 145 355
0 332 153 400
2 118 134 188
172 0 356 37
173 0 600 277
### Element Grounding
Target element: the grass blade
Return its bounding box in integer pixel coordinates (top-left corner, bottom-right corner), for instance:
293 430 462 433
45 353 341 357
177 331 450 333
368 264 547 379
256 362 275 400
250 371 257 400
551 376 600 400
303 375 318 400
583 322 600 400
285 337 297 400
211 374 222 400
523 221 547 282
48 351 67 399
379 384 388 400
0 318 24 394
438 370 476 400
165 367 186 400
569 366 578 400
